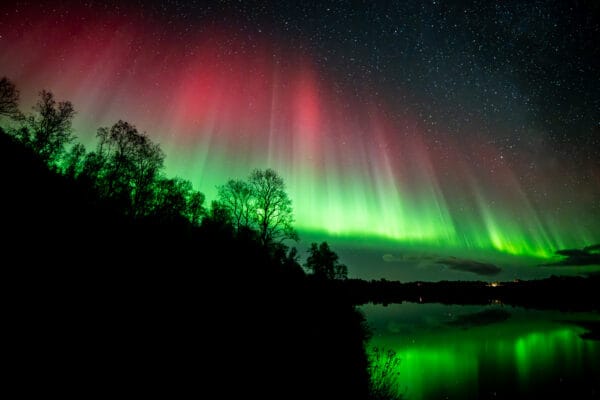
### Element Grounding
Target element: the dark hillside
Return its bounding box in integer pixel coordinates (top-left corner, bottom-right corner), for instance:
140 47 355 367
1 129 371 399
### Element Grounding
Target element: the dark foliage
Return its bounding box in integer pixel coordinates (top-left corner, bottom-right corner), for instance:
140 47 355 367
0 76 22 120
25 90 76 164
305 241 349 280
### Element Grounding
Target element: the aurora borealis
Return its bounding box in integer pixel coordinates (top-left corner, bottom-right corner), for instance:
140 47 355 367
1 1 598 278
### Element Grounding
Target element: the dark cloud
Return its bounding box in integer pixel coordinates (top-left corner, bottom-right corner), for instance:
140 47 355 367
383 252 501 276
541 244 600 267
436 257 501 276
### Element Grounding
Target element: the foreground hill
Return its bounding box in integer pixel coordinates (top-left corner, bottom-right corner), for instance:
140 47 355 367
1 129 371 399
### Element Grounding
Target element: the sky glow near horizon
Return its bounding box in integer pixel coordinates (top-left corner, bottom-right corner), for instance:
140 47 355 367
1 2 598 275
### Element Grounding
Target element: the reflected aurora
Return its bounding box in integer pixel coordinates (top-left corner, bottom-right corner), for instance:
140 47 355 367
365 304 600 399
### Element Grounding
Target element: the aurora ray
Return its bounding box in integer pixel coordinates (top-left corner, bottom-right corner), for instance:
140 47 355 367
1 3 598 272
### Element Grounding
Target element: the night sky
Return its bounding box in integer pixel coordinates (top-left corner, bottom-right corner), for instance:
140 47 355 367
1 1 599 280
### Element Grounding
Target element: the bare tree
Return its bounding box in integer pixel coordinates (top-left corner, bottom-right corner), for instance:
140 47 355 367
0 77 21 120
217 179 255 232
216 168 298 245
28 90 75 164
130 133 164 216
186 190 206 225
249 168 298 246
95 120 164 215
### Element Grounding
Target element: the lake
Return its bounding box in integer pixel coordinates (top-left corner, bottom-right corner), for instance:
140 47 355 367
361 302 600 399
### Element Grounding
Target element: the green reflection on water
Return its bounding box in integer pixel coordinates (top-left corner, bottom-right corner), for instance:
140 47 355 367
363 303 600 400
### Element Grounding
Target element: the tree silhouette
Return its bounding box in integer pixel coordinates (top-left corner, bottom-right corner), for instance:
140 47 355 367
94 120 164 215
217 179 254 232
305 241 348 280
0 77 22 120
153 177 190 221
79 147 107 189
153 177 205 224
130 133 164 216
202 200 234 233
216 168 298 246
273 244 305 278
63 143 87 178
185 190 206 225
26 90 75 164
249 168 298 246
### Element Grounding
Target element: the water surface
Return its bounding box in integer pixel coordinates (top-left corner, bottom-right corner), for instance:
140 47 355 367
362 303 600 399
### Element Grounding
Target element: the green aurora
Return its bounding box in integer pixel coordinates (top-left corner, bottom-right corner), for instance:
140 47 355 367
1 4 598 273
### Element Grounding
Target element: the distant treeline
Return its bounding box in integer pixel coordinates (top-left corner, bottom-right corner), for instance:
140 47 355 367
337 275 600 312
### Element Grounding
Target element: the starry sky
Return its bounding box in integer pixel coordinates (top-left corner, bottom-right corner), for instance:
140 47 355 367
1 0 599 280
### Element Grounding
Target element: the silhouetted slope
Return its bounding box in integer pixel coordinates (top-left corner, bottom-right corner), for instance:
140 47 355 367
2 128 371 399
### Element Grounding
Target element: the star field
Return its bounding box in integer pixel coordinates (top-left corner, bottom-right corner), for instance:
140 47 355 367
1 0 598 276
